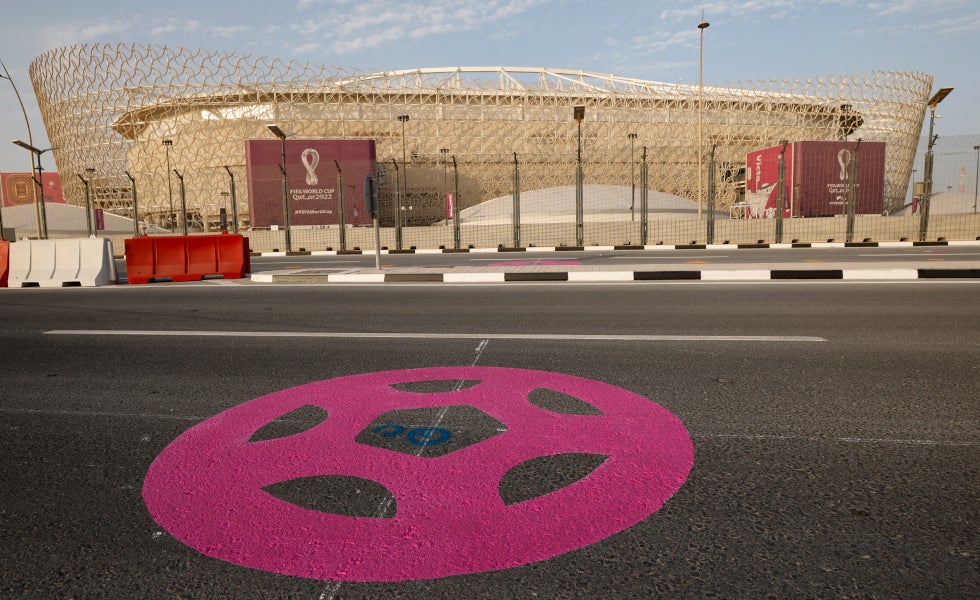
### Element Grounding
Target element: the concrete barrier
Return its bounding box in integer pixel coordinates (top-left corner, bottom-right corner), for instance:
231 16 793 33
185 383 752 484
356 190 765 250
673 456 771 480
125 234 250 284
7 238 118 288
0 240 9 287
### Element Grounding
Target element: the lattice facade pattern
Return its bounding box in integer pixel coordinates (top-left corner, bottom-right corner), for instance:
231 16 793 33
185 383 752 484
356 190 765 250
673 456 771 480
28 43 950 248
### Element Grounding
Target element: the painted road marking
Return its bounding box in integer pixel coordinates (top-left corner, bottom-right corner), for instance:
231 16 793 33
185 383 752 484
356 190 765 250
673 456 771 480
143 367 695 581
612 255 729 259
858 253 978 257
488 260 582 266
46 330 827 342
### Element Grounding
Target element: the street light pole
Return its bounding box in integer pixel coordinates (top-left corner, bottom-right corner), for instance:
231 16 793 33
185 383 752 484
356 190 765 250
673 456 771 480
267 124 294 252
698 14 710 222
12 140 54 240
2 60 43 239
919 86 953 241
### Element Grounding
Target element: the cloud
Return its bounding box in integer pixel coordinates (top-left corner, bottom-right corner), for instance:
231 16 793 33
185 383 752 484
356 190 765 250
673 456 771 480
150 19 204 37
210 25 253 39
289 0 549 54
39 19 133 48
865 0 970 17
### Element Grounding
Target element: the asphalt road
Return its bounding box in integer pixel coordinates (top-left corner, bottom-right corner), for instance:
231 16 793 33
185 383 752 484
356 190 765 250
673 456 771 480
1 282 977 598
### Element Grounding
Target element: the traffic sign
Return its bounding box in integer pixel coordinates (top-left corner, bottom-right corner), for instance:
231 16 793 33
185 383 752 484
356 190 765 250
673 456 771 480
364 173 378 215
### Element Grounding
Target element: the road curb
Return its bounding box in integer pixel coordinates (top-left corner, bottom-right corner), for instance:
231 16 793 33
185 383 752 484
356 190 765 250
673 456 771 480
250 240 980 257
252 268 980 284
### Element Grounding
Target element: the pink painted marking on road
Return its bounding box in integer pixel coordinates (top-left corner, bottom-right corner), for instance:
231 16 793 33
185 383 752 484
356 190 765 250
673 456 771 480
488 259 581 266
143 367 693 582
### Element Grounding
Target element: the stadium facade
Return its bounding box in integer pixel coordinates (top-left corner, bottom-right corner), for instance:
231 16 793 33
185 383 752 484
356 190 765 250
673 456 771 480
27 44 934 242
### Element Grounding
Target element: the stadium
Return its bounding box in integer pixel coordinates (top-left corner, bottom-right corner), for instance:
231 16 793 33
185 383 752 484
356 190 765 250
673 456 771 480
23 43 954 249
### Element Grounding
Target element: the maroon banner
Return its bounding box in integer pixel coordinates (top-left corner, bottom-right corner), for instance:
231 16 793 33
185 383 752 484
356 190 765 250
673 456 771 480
744 141 884 219
1 172 66 208
793 141 884 217
245 139 376 227
745 145 792 219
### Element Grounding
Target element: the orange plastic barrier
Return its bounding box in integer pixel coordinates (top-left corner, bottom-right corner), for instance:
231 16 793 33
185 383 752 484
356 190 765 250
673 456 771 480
0 240 9 287
124 234 250 284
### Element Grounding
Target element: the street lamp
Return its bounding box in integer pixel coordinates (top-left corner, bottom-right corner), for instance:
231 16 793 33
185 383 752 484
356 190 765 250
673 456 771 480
12 139 55 239
162 139 174 231
919 86 953 241
2 60 43 239
973 145 978 213
698 13 710 221
267 124 294 252
398 115 410 205
628 132 637 221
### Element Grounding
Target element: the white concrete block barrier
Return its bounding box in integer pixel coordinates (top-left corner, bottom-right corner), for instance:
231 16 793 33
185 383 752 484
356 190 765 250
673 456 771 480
8 238 118 288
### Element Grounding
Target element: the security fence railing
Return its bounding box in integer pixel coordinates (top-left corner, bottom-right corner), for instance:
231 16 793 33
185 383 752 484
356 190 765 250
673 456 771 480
3 147 977 252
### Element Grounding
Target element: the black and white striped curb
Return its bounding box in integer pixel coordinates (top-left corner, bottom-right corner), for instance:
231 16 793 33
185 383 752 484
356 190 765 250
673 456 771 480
252 240 980 257
252 267 980 283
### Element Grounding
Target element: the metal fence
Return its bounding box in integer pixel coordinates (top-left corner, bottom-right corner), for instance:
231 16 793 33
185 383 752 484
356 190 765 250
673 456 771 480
6 146 976 253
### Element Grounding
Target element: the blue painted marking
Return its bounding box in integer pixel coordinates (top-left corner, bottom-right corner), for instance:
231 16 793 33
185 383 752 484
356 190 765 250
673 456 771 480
407 427 451 446
373 424 405 437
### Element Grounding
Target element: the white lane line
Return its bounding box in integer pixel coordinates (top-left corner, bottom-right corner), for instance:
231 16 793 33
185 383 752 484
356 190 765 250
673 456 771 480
611 255 729 260
45 330 827 342
857 253 978 257
700 433 979 447
255 259 361 264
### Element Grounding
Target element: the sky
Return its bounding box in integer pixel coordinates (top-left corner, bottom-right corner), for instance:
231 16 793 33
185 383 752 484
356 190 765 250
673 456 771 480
1 0 978 172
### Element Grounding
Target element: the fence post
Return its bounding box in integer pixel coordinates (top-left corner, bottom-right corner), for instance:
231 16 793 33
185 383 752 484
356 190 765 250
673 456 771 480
173 169 188 236
776 141 788 244
77 172 94 237
335 160 346 251
707 144 717 244
452 156 461 250
125 170 138 237
846 139 861 243
575 106 585 247
513 152 521 248
391 158 402 250
224 166 238 234
640 146 648 246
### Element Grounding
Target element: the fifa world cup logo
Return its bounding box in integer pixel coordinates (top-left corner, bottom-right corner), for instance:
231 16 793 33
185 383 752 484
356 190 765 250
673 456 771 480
301 149 320 185
837 149 852 181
